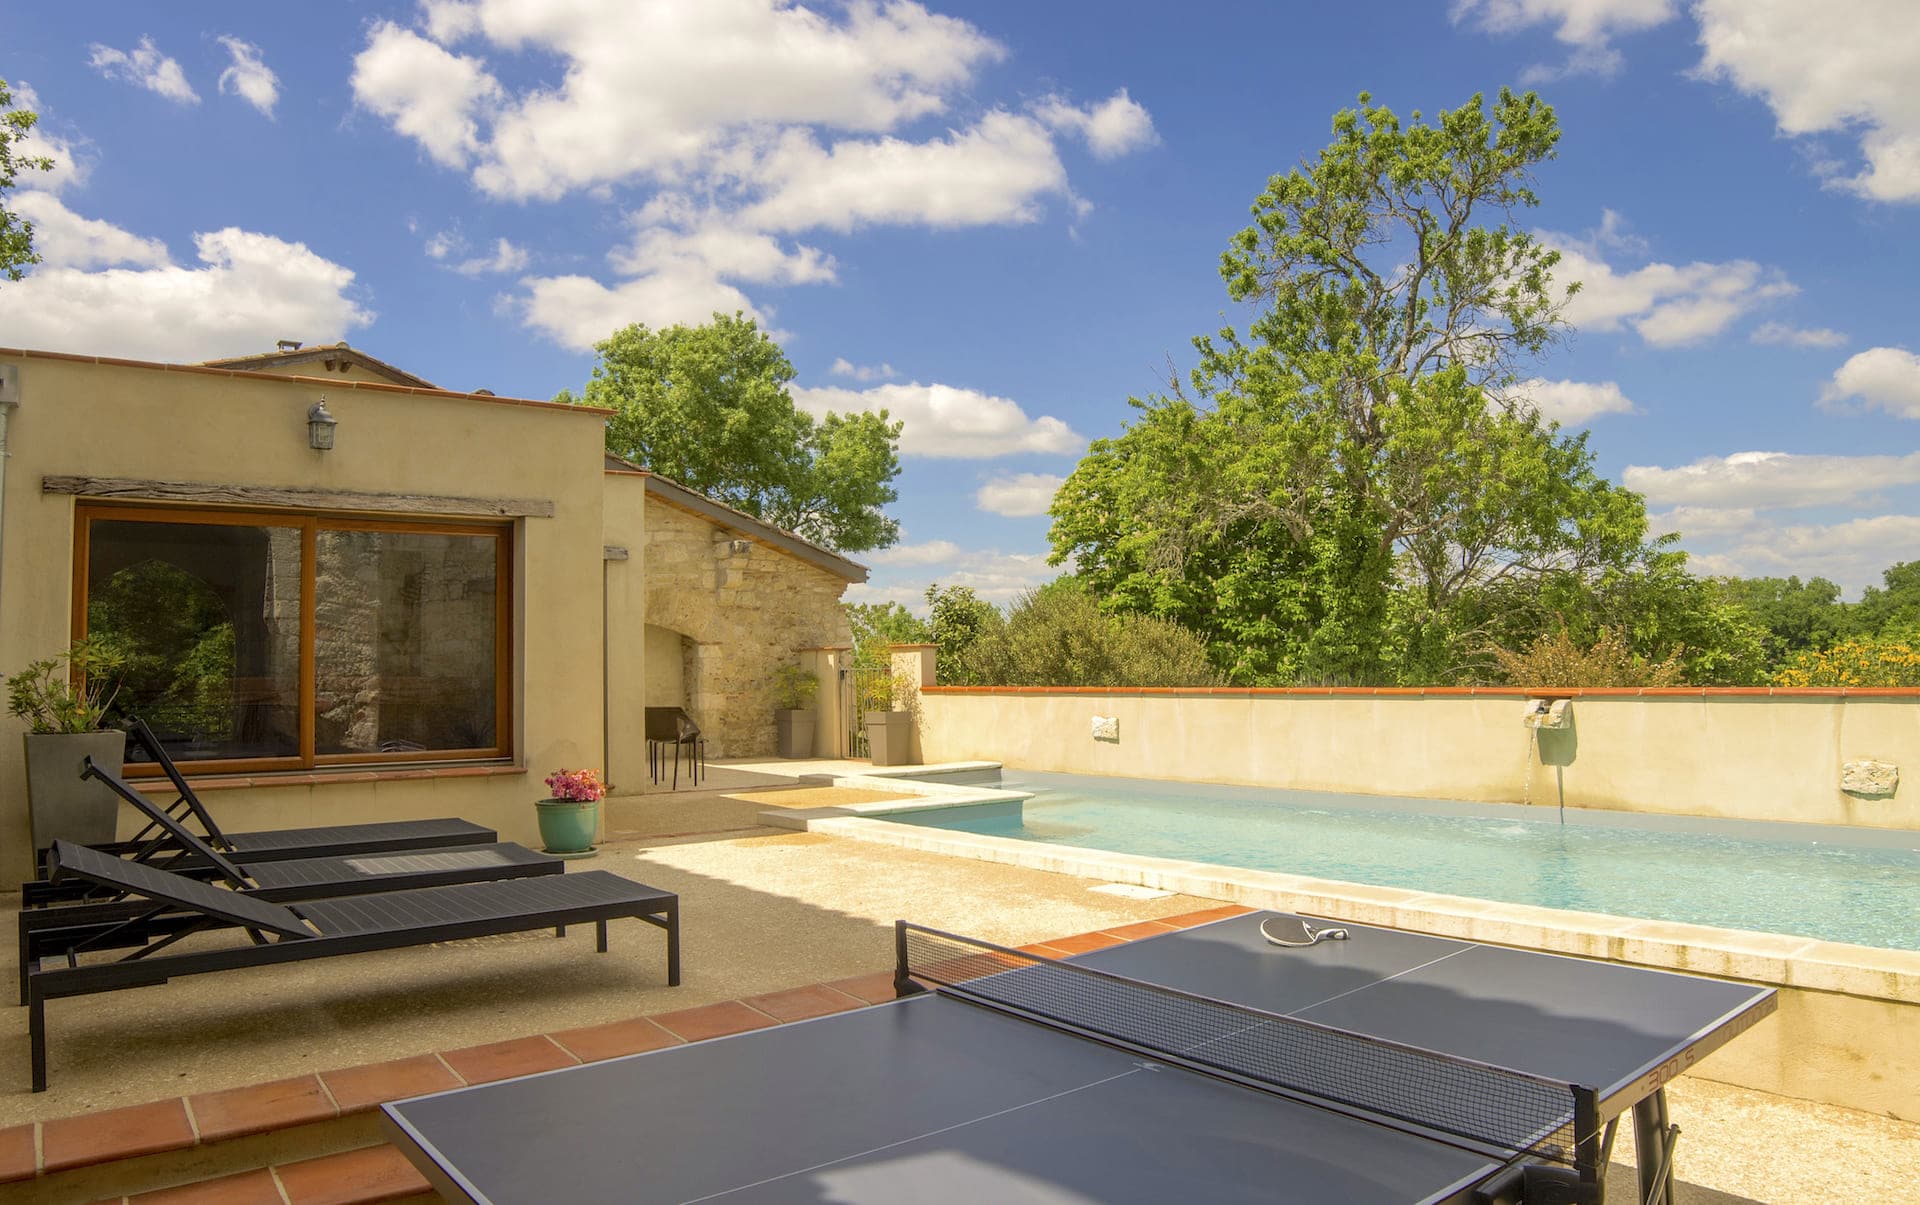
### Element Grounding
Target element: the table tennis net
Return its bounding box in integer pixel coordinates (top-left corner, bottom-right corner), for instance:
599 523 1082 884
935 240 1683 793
898 923 1585 1166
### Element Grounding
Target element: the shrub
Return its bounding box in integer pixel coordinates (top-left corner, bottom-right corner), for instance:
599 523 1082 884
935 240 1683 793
770 663 818 710
5 637 128 734
1490 623 1685 688
1772 632 1920 687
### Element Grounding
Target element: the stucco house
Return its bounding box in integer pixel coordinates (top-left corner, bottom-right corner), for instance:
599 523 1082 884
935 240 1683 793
0 342 864 879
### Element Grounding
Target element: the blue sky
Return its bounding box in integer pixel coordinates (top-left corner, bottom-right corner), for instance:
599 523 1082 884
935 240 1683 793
5 1 1918 606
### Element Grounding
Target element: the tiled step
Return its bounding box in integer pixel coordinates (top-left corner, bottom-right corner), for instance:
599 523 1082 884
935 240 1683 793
8 906 1248 1203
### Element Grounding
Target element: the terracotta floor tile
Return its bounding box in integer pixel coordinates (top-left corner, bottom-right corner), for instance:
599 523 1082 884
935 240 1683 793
1038 931 1127 955
1156 904 1254 928
821 970 900 1004
548 1017 682 1063
439 1036 578 1086
319 1054 460 1116
1097 920 1181 942
189 1074 336 1143
742 983 865 1023
130 1167 284 1204
1018 942 1069 958
650 1000 778 1043
276 1144 430 1205
42 1099 195 1173
0 1123 35 1184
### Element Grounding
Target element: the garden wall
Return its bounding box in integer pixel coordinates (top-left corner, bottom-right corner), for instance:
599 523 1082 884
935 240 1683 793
914 686 1920 829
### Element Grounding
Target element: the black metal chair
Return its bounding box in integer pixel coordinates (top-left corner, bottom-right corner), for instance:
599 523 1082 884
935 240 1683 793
644 707 705 789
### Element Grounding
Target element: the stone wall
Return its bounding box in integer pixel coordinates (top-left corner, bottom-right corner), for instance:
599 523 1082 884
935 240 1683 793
640 496 854 756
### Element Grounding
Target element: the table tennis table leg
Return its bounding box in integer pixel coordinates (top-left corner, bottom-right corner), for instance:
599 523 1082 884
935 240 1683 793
1632 1090 1678 1205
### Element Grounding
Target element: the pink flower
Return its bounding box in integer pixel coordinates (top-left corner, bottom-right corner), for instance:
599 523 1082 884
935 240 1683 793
544 768 606 802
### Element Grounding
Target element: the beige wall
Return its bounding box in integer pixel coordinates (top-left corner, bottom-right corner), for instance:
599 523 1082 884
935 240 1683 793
0 352 610 877
627 493 852 759
916 690 1920 828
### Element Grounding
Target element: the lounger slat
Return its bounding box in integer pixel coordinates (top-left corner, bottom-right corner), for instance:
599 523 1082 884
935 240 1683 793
224 818 496 860
48 843 311 939
297 874 675 936
246 845 554 891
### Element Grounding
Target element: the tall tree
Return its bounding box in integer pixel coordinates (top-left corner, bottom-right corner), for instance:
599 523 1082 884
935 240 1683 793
1 79 55 281
573 313 903 552
1050 90 1652 683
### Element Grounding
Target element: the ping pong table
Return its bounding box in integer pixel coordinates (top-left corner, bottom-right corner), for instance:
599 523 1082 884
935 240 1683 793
383 911 1775 1204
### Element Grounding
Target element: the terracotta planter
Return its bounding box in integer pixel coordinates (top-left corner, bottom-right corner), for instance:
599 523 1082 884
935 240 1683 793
23 729 127 853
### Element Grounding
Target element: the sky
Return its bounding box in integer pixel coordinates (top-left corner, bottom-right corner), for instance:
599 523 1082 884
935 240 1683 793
4 1 1918 609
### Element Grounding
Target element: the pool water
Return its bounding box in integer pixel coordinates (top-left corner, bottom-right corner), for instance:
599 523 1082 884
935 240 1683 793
890 770 1920 952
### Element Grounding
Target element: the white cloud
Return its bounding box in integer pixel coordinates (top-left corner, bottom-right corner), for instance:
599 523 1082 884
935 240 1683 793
831 357 896 382
1672 514 1920 594
866 539 964 566
1450 0 1679 80
517 269 762 351
0 227 372 362
853 542 1057 609
6 191 170 270
792 381 1084 459
1623 450 1920 509
1034 90 1157 159
424 230 460 260
1694 0 1920 203
454 237 529 276
5 84 89 194
349 2 1151 348
1819 347 1920 419
1507 378 1637 425
1646 506 1761 540
740 113 1072 234
1750 322 1847 349
87 37 199 105
350 21 502 169
975 472 1064 517
216 37 280 118
1545 234 1795 346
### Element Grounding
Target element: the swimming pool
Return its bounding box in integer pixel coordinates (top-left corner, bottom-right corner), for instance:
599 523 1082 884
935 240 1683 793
887 769 1920 952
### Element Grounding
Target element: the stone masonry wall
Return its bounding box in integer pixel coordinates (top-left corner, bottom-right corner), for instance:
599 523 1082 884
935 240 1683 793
641 497 854 757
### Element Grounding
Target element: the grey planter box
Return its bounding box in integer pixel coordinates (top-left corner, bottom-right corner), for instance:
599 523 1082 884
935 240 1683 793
776 710 816 759
863 710 914 767
24 729 127 853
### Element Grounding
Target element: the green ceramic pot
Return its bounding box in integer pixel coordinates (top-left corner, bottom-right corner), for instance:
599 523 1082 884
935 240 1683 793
534 797 599 854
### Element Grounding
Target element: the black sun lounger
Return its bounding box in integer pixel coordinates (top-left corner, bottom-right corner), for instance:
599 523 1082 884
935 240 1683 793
23 840 680 1092
20 759 561 910
30 718 498 879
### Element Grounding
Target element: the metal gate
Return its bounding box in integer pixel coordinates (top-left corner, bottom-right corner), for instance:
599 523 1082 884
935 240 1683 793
840 664 891 758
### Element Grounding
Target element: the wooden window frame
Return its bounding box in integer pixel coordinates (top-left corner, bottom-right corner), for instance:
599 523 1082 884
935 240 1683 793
75 501 514 778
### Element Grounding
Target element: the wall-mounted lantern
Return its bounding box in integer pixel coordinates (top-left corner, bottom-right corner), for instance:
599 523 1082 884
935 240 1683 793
307 398 337 451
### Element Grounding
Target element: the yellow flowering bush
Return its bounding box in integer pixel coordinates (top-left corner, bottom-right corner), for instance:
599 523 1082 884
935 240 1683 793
1772 635 1920 687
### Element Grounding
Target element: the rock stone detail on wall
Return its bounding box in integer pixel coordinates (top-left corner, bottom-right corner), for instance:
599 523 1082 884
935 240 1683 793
1841 760 1899 797
640 498 853 757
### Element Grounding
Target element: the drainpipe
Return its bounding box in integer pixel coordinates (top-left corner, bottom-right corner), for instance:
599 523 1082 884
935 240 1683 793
0 367 20 641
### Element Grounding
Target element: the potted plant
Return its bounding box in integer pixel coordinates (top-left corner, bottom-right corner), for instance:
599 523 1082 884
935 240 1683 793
859 673 915 767
537 767 605 858
6 637 130 853
772 663 818 759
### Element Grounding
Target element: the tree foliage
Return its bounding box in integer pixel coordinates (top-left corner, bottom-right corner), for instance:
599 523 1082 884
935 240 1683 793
931 579 1223 688
845 601 930 670
574 313 903 552
1051 90 1654 685
1773 631 1920 688
1 79 54 282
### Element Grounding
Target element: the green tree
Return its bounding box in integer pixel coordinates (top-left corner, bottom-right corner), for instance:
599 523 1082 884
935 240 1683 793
845 601 930 670
1050 90 1650 684
1855 561 1920 636
1710 574 1853 663
960 578 1223 687
925 584 1003 685
574 313 903 552
2 79 55 281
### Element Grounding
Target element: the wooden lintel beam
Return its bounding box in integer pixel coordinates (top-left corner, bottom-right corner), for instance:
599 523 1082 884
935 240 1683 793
42 475 554 519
